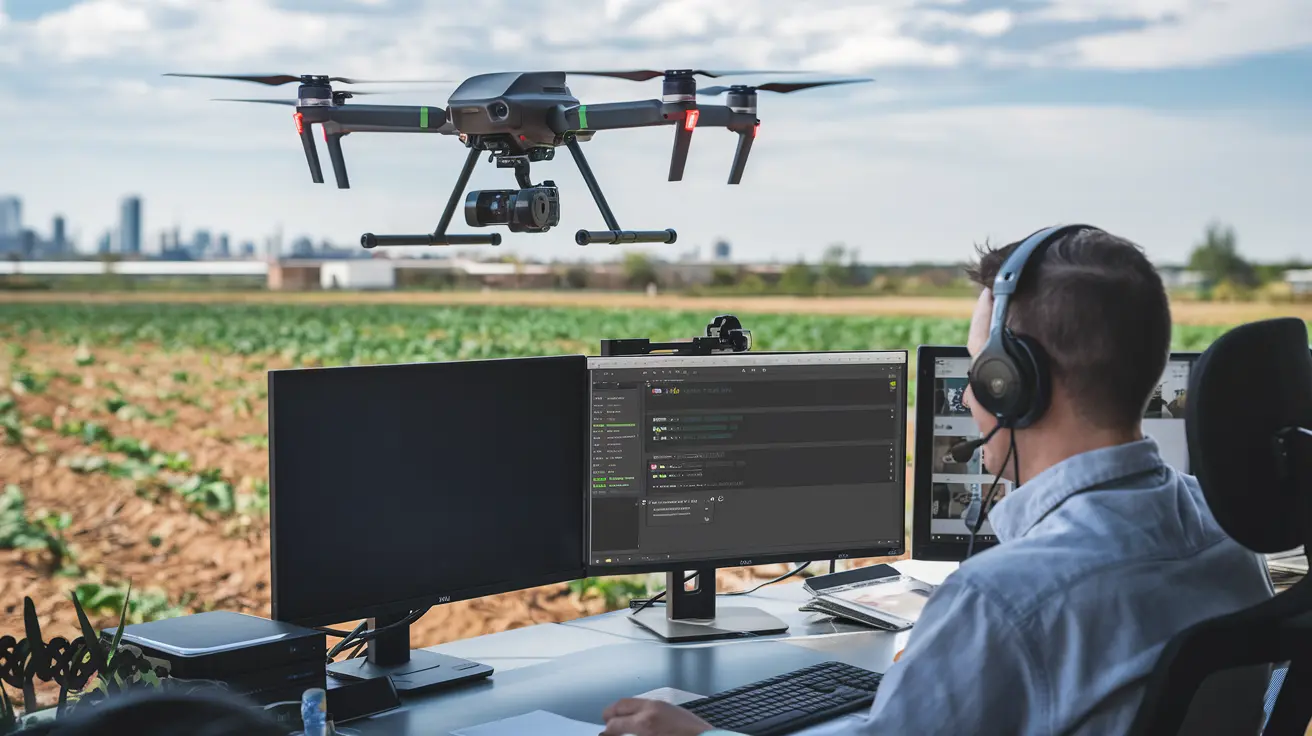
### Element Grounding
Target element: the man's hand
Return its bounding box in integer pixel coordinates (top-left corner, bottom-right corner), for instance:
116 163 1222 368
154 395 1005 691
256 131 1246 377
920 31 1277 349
600 698 716 736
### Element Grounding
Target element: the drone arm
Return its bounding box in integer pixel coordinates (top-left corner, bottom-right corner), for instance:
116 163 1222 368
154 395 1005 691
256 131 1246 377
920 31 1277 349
727 126 756 185
323 128 350 189
549 100 668 133
688 105 759 184
328 104 449 133
294 114 325 184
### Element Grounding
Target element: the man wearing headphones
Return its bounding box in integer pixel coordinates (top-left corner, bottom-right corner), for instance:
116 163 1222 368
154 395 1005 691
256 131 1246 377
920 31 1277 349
600 225 1273 736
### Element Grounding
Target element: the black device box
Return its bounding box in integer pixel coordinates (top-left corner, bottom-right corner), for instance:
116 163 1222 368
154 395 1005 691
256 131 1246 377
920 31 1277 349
102 611 326 699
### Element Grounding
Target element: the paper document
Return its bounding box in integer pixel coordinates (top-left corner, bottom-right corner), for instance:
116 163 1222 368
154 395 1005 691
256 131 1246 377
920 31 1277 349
635 687 704 705
451 709 602 736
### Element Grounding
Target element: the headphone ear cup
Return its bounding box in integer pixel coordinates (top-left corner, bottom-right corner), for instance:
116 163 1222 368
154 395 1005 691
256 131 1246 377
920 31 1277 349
1009 334 1051 428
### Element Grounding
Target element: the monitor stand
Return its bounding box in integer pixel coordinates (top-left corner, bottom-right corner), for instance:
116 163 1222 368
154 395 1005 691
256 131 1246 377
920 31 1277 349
629 568 789 643
326 612 493 692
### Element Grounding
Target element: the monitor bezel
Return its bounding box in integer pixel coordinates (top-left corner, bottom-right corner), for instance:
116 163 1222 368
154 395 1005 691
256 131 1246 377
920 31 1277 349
268 355 591 628
910 345 1200 562
582 349 909 578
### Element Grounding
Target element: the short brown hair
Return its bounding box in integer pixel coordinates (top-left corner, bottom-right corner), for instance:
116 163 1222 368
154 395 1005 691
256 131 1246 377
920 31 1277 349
965 227 1171 430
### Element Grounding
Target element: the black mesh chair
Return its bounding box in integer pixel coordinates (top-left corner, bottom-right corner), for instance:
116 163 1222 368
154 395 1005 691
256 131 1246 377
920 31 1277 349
36 689 289 736
1128 317 1312 736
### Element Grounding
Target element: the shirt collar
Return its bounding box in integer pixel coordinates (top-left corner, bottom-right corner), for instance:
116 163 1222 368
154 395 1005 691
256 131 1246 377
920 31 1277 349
987 436 1167 542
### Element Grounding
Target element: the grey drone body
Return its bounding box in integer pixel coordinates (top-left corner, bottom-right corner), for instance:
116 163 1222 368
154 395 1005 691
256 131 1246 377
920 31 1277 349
167 69 871 248
445 71 581 148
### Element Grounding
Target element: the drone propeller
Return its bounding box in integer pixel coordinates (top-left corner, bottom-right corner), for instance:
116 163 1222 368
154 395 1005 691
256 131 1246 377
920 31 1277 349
213 90 388 106
561 69 807 82
164 73 453 86
698 78 873 95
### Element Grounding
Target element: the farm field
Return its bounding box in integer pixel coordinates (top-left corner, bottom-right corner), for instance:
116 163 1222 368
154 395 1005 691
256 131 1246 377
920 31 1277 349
2 288 1312 326
0 297 1285 706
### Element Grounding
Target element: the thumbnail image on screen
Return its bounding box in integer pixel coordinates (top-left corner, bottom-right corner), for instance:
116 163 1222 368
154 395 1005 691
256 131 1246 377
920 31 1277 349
926 355 1191 544
586 352 908 570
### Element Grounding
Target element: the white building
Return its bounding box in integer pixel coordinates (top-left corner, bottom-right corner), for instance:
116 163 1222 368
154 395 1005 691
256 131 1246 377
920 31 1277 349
1285 269 1312 297
320 259 396 290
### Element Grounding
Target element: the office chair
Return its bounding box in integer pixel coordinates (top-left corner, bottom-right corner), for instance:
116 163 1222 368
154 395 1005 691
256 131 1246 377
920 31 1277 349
34 689 287 736
1128 317 1312 736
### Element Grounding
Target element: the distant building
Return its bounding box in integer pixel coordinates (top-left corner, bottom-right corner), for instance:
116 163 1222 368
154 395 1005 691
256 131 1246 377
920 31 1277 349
1286 269 1312 297
217 233 231 257
0 196 20 254
194 229 212 256
321 259 396 290
713 239 731 261
51 216 67 253
0 196 20 239
98 231 112 254
119 196 142 255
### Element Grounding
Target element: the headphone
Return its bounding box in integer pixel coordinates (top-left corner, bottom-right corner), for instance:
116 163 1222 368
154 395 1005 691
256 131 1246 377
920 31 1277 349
968 223 1102 429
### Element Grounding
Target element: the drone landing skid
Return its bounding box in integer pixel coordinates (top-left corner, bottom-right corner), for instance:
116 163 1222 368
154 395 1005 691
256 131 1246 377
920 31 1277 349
566 138 676 246
361 147 501 248
360 136 677 249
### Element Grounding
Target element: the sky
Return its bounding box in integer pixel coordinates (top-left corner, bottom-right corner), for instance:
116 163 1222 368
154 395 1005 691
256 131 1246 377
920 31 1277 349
0 0 1310 265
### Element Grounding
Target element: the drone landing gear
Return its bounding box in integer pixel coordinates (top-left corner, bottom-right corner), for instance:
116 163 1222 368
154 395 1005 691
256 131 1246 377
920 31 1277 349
566 138 677 246
361 147 502 248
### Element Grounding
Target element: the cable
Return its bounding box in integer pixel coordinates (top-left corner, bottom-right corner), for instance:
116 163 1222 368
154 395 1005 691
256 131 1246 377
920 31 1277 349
317 606 429 639
722 562 812 597
318 606 432 664
325 621 368 662
965 433 1014 559
629 572 698 614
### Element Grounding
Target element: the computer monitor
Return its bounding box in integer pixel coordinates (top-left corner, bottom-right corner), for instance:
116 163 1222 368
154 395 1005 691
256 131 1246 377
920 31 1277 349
268 355 587 691
585 350 908 641
910 345 1198 562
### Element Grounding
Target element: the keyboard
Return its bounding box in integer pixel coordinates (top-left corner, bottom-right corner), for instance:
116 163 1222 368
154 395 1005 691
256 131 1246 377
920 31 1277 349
681 661 882 735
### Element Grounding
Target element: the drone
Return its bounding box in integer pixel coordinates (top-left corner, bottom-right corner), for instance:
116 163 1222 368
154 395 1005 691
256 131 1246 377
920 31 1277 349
165 70 872 249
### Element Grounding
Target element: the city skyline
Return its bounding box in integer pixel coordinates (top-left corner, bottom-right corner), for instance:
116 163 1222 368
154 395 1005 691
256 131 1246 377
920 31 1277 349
2 1 1310 264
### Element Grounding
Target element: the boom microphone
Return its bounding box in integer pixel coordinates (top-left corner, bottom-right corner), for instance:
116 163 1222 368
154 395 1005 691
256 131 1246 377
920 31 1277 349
945 425 1002 464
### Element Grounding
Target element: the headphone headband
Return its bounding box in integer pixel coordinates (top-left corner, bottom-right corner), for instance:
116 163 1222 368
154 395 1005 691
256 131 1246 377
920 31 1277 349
972 223 1102 429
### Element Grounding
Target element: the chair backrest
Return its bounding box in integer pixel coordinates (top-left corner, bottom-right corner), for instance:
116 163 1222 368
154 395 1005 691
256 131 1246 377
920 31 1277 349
47 688 287 736
1128 317 1312 736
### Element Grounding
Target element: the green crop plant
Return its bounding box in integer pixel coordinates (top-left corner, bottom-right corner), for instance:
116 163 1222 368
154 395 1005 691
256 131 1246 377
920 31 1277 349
0 303 1254 369
0 485 77 575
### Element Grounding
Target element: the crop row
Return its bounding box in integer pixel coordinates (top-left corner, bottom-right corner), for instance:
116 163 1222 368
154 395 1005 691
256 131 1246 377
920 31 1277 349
0 302 1242 366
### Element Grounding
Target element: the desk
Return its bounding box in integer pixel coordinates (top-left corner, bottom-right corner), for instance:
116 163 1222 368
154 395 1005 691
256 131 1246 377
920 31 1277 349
346 560 959 735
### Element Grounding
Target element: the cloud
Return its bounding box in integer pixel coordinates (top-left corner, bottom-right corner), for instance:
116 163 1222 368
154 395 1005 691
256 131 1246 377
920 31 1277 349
1056 0 1312 68
3 0 1310 78
0 0 1309 265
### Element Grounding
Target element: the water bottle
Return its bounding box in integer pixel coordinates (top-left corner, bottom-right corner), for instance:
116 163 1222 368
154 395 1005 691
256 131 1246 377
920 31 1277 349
301 688 328 736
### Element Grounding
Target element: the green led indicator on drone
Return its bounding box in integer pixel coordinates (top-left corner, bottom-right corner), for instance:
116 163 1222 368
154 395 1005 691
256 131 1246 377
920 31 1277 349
577 105 588 129
419 107 429 129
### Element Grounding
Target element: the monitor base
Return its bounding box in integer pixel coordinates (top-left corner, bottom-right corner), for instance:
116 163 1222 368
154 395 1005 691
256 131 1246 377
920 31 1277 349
327 649 492 692
630 605 788 643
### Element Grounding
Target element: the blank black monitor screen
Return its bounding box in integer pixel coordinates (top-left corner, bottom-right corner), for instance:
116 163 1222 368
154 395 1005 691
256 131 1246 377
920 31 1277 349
911 346 1196 561
268 355 587 627
585 351 908 575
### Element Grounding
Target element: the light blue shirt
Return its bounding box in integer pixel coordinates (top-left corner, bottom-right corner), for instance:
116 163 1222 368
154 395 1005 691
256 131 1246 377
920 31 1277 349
706 437 1274 735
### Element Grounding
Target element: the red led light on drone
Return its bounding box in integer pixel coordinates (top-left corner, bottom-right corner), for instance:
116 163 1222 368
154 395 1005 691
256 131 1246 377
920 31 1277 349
294 112 304 135
754 123 760 138
684 109 699 131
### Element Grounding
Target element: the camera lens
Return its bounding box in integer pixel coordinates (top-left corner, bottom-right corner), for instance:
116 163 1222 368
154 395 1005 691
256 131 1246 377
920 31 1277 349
529 191 552 226
465 190 514 227
489 101 509 119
